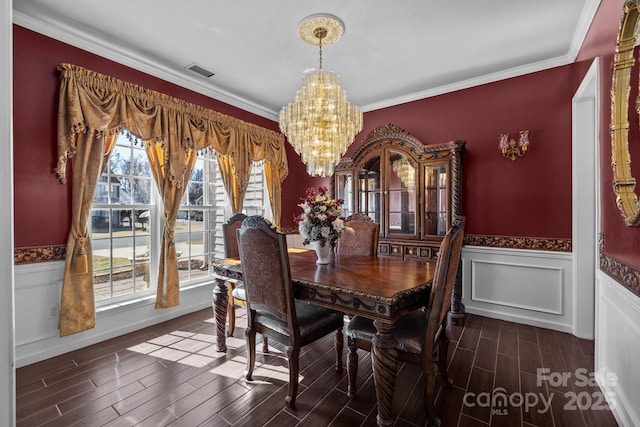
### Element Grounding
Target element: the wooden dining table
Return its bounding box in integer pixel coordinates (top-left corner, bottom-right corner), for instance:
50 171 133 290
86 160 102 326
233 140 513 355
211 248 436 427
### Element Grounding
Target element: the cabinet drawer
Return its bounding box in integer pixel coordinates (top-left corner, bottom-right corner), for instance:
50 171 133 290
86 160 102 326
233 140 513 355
404 246 420 258
378 243 391 256
389 245 404 257
419 247 433 258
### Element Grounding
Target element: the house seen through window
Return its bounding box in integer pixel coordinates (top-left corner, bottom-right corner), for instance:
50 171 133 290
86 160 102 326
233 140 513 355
91 130 269 305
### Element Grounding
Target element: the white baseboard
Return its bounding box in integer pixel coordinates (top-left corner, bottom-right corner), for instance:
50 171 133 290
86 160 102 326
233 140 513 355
463 306 573 333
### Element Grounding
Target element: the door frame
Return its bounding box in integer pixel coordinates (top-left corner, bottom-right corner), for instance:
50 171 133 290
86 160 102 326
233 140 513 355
571 57 600 339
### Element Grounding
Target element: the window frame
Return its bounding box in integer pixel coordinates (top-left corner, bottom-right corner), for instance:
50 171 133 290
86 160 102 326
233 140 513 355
91 135 271 307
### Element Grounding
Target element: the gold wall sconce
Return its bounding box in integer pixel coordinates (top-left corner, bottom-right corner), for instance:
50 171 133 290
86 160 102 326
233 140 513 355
499 130 529 161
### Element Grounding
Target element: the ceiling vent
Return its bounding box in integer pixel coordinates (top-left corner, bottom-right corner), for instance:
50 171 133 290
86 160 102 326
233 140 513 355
185 62 215 78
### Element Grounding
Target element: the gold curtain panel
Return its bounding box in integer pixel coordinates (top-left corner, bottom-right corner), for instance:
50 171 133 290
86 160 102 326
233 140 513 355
55 63 288 336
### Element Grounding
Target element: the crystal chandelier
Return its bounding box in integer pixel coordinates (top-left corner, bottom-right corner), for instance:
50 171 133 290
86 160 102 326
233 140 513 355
279 14 363 177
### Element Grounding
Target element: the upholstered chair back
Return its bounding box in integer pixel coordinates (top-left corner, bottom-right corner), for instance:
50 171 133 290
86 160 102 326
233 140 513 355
425 217 465 352
237 216 294 324
437 216 465 325
336 212 379 256
222 213 247 259
237 215 344 409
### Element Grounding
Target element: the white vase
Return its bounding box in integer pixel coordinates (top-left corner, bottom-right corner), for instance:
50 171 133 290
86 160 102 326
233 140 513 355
313 241 331 265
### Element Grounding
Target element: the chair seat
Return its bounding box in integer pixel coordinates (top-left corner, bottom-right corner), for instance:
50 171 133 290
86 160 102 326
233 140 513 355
256 301 344 339
346 311 427 354
231 285 246 301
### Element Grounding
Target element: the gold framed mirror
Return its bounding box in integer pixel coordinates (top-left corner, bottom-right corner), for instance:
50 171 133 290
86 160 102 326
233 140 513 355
611 0 640 226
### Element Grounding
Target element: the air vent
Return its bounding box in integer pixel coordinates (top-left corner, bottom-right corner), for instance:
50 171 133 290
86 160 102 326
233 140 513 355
185 63 215 78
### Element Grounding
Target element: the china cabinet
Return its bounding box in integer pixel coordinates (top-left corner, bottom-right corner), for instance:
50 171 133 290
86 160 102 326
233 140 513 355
334 124 464 258
333 123 465 321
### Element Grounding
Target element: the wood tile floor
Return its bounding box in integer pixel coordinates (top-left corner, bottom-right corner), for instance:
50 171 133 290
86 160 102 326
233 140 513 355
16 308 619 427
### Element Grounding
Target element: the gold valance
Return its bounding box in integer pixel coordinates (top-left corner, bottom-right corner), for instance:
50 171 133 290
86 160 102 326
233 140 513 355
56 63 288 183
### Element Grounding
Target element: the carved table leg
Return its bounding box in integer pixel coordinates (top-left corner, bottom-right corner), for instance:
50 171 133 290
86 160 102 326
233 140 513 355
371 320 398 427
212 277 229 352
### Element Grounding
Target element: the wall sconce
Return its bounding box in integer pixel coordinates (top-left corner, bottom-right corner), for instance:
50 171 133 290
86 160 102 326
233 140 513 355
499 130 529 161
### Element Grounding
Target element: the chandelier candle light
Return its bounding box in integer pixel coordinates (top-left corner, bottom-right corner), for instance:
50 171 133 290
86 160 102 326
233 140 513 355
279 14 363 177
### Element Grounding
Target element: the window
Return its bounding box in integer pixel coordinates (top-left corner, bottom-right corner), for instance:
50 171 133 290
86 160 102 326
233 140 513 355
174 152 225 284
91 131 270 305
91 132 154 303
244 161 271 218
175 154 270 286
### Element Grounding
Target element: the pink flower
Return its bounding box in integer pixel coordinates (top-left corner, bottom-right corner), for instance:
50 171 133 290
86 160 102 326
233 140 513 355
294 186 351 247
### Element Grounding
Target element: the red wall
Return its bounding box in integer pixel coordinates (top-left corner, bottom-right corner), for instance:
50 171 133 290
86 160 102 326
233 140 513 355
13 24 586 245
274 0 640 273
282 63 588 238
16 15 640 272
13 25 280 247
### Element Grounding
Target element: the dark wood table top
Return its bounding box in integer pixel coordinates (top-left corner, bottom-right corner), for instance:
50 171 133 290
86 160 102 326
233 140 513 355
212 248 436 323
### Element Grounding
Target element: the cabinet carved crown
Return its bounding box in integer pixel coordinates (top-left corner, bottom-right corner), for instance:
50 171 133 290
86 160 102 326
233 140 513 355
332 124 465 260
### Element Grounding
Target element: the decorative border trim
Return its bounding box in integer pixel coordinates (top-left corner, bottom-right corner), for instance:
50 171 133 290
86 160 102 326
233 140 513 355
464 234 572 252
13 234 573 265
14 245 66 265
600 252 640 298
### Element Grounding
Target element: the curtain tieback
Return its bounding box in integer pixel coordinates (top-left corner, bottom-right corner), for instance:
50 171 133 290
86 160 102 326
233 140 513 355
72 226 89 274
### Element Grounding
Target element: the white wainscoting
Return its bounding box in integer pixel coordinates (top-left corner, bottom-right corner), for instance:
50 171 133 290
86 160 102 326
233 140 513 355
15 261 213 368
595 271 640 427
461 246 574 333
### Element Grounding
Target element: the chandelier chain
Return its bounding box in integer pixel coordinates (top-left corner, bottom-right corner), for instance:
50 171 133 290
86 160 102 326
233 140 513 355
316 27 325 70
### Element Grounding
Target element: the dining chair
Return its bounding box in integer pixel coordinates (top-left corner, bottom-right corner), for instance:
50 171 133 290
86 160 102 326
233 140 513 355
237 215 345 409
344 216 465 425
222 213 248 338
336 212 380 256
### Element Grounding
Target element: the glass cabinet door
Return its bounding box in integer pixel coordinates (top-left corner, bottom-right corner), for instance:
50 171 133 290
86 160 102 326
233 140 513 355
388 150 417 237
424 162 449 236
358 154 381 225
334 172 353 217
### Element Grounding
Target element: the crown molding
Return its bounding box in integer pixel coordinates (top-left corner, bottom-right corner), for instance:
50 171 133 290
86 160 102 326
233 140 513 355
13 10 280 121
567 0 602 60
360 55 573 112
361 0 601 113
14 0 601 118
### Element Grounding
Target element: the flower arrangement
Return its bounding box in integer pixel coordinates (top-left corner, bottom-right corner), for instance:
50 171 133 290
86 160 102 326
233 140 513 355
294 186 353 248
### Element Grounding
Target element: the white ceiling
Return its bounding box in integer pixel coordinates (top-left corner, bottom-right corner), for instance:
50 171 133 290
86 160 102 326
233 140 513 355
13 0 600 121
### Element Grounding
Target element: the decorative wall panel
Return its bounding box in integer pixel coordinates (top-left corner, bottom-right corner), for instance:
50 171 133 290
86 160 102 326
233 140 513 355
461 246 573 333
596 271 640 427
470 260 563 314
